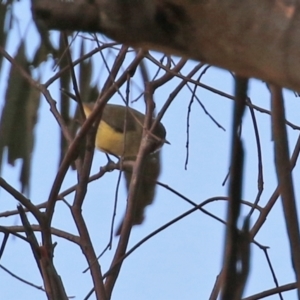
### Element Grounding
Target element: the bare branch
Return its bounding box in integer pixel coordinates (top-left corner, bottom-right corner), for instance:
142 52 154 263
33 0 300 91
270 84 300 297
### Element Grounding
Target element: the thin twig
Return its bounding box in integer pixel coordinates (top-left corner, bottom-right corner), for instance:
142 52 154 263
270 84 300 297
0 264 46 292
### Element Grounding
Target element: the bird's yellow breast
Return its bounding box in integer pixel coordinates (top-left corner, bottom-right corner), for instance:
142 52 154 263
96 120 141 157
83 103 166 158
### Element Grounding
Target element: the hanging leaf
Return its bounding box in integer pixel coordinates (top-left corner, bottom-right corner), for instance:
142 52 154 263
0 41 40 193
79 39 93 99
0 1 12 71
19 81 40 194
58 32 71 165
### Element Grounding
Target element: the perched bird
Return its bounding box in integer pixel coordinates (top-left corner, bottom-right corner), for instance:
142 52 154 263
82 103 167 235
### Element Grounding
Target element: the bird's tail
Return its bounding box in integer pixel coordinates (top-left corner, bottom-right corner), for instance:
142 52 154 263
115 152 161 235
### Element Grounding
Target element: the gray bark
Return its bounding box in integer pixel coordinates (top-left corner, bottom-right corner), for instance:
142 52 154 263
33 0 300 91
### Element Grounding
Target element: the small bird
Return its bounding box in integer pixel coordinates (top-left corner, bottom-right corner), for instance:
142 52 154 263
82 103 168 235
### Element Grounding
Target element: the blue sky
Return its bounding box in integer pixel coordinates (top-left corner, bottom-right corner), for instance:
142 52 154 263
1 1 300 299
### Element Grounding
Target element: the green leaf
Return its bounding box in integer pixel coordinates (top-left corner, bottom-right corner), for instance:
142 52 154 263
0 2 12 70
0 41 40 193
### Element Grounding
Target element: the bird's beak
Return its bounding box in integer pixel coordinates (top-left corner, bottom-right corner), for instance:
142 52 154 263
163 138 171 145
